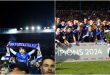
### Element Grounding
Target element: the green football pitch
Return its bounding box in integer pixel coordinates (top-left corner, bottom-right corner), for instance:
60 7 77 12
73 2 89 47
56 61 110 74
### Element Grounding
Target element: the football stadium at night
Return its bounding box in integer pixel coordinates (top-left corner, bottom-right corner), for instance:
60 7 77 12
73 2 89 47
0 1 55 74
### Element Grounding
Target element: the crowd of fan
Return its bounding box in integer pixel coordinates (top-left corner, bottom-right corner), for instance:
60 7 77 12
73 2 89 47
55 16 110 45
56 10 110 21
0 56 55 75
0 46 55 75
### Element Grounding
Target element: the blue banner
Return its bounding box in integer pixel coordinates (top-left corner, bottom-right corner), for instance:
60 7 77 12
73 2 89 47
7 41 39 49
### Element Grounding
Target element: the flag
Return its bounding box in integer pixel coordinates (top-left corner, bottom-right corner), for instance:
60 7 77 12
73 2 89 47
36 43 42 62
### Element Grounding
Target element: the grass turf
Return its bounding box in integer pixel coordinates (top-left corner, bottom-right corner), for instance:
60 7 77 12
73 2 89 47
56 61 110 74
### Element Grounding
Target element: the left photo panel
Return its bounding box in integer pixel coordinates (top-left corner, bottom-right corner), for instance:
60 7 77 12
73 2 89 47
0 1 55 75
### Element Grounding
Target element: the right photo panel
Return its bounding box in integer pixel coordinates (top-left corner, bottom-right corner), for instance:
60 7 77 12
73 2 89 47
55 1 110 74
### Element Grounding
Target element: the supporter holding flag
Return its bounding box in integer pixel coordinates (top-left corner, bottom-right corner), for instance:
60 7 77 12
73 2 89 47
9 47 35 66
7 42 41 66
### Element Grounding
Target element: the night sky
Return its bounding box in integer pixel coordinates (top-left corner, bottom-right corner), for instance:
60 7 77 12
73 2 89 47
0 1 54 28
0 1 55 58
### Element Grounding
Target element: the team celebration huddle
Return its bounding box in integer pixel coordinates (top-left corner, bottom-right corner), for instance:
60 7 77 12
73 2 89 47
55 16 110 46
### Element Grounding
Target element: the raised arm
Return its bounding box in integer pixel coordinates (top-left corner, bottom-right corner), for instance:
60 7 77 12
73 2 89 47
36 49 42 62
6 47 10 56
28 49 36 55
10 48 17 55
